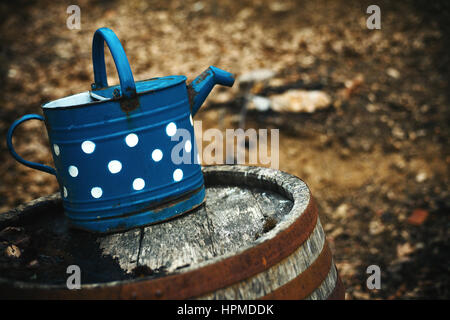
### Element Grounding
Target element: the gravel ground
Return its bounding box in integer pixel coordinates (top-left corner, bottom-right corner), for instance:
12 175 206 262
0 0 448 299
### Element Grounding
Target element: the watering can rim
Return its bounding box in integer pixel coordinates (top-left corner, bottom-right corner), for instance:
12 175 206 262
42 75 188 110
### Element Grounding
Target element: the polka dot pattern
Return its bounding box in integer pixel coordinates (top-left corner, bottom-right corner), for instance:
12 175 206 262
68 165 78 177
173 169 183 182
108 160 122 174
91 187 103 199
185 140 192 153
62 119 198 200
82 141 96 154
166 122 177 137
125 133 139 147
133 178 145 191
152 149 163 162
53 144 60 156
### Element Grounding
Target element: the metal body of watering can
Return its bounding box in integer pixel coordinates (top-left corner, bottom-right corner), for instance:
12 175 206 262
6 28 234 233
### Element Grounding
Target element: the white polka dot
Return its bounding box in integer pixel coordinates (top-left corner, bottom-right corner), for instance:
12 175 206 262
173 169 183 182
53 144 60 156
190 115 193 126
81 141 96 154
152 149 163 162
133 178 145 190
68 165 78 177
91 187 103 199
125 133 139 147
108 160 122 174
63 187 68 198
185 140 192 153
166 122 177 137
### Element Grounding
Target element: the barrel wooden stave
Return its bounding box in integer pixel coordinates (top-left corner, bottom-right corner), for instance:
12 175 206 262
200 220 329 299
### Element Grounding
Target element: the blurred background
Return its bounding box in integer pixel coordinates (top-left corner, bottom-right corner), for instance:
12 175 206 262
0 0 448 299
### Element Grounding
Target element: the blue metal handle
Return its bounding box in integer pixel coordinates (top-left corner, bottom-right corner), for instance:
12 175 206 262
92 27 137 99
7 114 57 176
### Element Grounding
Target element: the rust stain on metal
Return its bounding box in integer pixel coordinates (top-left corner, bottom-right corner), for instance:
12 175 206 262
112 87 140 113
187 69 212 112
119 97 140 113
187 84 196 113
192 69 210 86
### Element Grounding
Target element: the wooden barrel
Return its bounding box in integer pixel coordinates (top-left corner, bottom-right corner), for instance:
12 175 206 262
0 166 344 299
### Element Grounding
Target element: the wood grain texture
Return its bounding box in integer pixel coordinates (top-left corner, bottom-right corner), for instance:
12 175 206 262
138 201 216 273
137 184 293 273
203 186 266 256
97 228 141 274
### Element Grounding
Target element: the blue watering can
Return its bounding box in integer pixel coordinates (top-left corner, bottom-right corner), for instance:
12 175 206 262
6 27 234 233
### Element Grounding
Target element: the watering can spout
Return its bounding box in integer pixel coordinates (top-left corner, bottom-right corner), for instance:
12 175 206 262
188 66 235 116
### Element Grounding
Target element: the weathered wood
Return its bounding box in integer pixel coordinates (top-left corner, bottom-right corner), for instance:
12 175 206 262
0 193 61 227
129 184 296 274
251 188 293 222
138 202 216 273
203 186 266 256
0 165 344 299
97 229 141 274
137 185 293 273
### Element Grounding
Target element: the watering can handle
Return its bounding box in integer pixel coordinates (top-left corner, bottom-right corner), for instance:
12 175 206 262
6 114 57 176
91 28 137 99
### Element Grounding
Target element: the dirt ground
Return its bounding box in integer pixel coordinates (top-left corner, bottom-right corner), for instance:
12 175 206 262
0 0 448 299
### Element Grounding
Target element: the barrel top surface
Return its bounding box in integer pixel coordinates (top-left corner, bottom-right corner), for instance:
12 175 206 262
0 166 312 291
